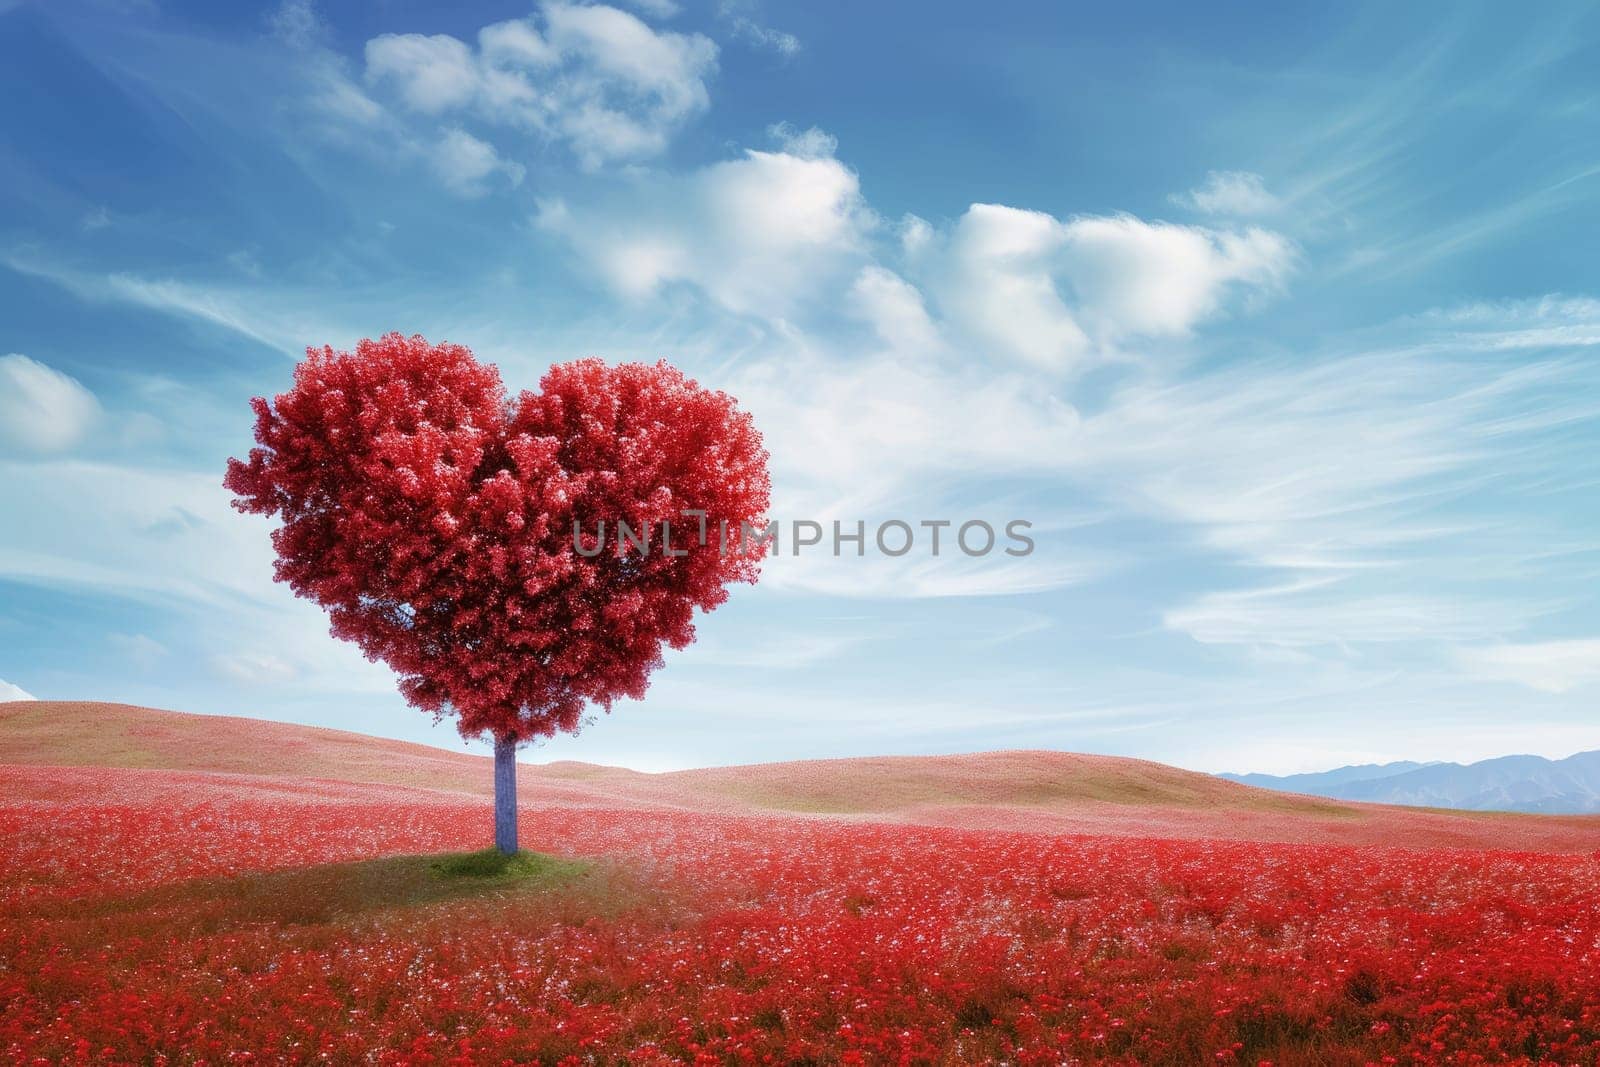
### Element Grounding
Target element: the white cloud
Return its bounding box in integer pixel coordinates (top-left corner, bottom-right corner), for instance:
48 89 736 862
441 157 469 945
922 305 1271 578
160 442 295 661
1106 338 1600 651
761 548 1096 600
362 2 717 169
1070 348 1597 568
1466 639 1600 694
1058 215 1294 340
725 342 1081 521
212 651 299 685
365 33 480 114
2 254 354 357
685 629 856 670
0 679 34 702
80 206 113 232
1172 170 1280 216
477 18 559 68
431 127 526 197
931 206 1295 369
939 205 1090 370
621 0 682 17
271 0 392 131
537 160 1569 608
533 131 1291 352
308 66 387 127
1407 295 1600 351
899 213 934 256
537 142 874 317
0 457 400 695
0 460 278 608
108 633 169 669
1164 578 1540 649
267 0 326 50
767 121 835 159
718 0 800 57
848 266 940 353
0 355 101 454
709 290 1600 614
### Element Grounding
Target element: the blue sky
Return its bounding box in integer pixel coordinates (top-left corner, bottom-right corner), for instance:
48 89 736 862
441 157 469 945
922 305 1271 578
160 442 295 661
3 0 1600 774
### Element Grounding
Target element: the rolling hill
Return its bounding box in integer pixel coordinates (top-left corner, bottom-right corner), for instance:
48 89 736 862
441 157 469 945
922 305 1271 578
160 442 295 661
5 700 1600 850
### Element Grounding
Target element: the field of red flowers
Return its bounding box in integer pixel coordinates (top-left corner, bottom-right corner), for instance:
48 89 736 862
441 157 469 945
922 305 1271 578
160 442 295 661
5 705 1600 1065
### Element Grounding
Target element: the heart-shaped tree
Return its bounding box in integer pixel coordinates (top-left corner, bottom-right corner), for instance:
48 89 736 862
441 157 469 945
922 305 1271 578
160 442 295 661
225 334 770 852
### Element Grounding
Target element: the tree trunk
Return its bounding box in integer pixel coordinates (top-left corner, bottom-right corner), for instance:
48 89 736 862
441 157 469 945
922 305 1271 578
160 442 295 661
494 735 518 855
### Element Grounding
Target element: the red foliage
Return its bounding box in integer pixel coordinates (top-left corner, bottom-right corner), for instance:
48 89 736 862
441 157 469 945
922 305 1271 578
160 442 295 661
5 767 1600 1065
224 334 769 743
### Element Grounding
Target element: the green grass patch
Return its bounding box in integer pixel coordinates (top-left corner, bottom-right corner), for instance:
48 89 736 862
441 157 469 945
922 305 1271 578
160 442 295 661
50 849 598 935
431 848 586 882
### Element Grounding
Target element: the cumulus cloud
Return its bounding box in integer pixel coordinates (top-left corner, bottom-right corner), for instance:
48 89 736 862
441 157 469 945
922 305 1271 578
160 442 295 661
537 142 874 317
366 33 481 114
932 206 1295 369
0 355 101 454
1059 215 1294 338
938 205 1091 370
899 214 935 256
848 266 940 353
1172 170 1280 216
363 1 717 168
532 123 1292 349
0 678 34 702
478 118 1592 637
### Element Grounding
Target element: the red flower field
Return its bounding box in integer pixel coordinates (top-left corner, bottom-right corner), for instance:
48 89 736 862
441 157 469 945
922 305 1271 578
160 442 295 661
4 702 1600 1065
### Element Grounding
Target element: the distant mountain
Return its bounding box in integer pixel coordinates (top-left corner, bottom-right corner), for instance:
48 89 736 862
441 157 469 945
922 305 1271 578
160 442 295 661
1222 751 1600 813
1223 761 1435 793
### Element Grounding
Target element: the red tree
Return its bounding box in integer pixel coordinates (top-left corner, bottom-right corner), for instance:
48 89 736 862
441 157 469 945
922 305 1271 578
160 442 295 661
225 334 770 852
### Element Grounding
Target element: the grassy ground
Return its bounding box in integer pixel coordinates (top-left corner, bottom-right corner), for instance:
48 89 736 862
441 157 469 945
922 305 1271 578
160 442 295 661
44 850 601 935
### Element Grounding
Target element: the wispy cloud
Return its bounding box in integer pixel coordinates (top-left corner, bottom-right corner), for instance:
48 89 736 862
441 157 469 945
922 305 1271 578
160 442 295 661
718 0 801 58
3 254 353 356
0 355 101 455
1463 638 1600 694
1164 577 1550 650
429 127 526 197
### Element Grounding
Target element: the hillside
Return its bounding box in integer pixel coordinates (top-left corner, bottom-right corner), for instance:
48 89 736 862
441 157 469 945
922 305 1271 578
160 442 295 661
0 700 493 795
5 700 1599 850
